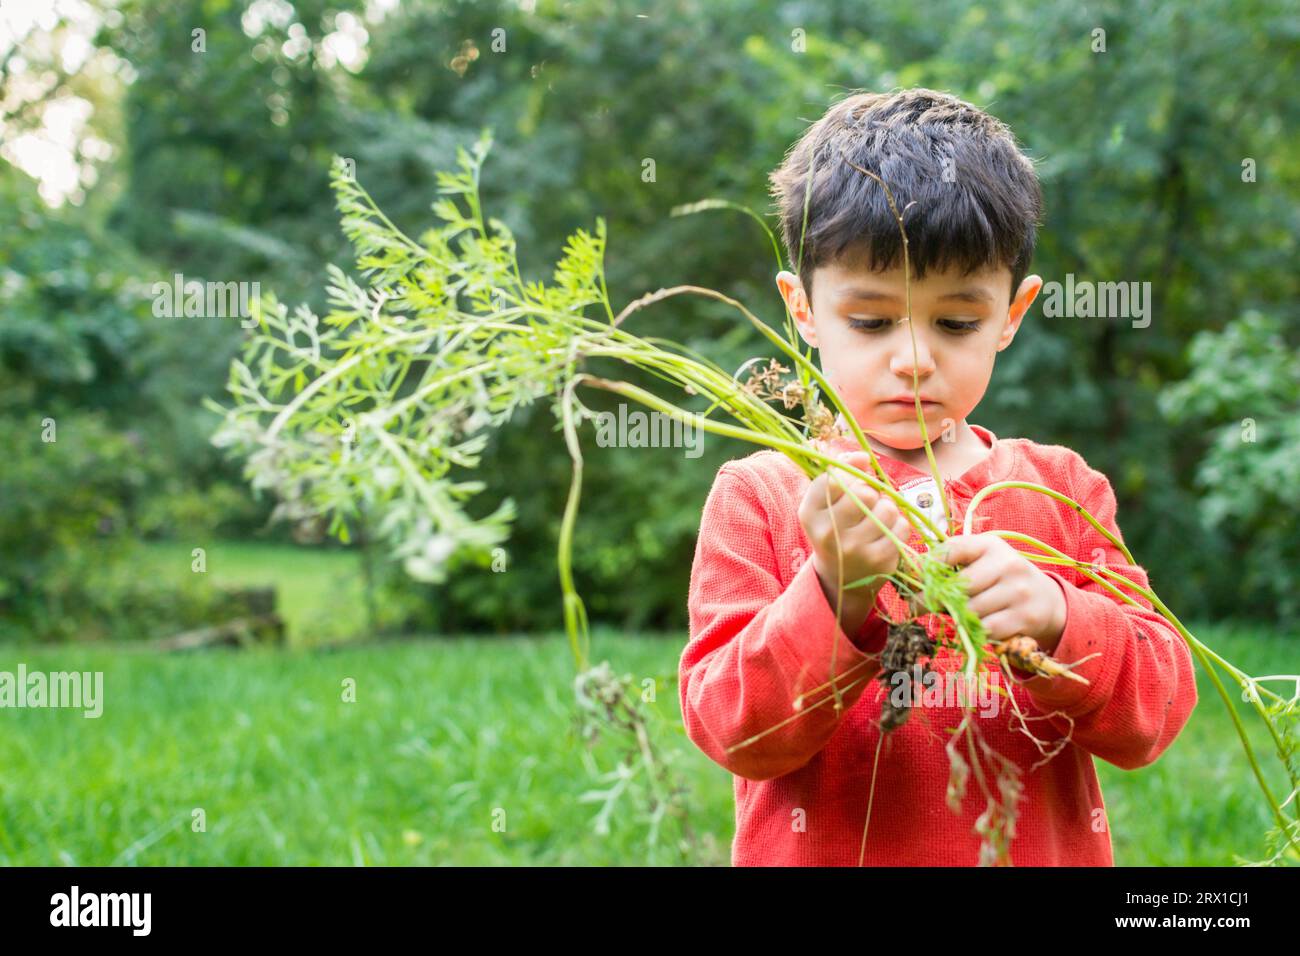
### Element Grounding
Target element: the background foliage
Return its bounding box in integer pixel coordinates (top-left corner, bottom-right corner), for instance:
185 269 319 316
2 0 1297 641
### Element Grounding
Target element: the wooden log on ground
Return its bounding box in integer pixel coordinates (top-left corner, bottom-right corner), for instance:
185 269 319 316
217 586 278 618
155 613 286 651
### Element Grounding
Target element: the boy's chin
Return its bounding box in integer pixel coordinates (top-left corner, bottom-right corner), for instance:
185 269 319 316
869 425 946 451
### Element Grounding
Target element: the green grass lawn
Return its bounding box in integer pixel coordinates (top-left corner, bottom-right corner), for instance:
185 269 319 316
0 621 1295 866
1095 620 1299 866
0 630 733 865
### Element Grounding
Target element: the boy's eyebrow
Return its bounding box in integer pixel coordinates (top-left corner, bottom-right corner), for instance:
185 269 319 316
836 288 899 303
836 287 995 305
937 289 995 305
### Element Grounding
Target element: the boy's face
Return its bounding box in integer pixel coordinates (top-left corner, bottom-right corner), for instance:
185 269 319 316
775 246 1041 451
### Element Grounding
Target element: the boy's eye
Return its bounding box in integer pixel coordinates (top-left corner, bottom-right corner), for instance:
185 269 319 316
845 316 983 334
846 317 890 331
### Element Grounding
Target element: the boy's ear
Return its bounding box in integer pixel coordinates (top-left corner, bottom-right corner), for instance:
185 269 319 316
776 270 818 347
997 274 1043 351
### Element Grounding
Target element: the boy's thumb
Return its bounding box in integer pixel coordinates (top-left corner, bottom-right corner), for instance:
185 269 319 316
837 451 875 469
837 453 882 483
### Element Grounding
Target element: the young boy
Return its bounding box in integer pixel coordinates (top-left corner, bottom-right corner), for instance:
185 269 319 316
679 89 1197 866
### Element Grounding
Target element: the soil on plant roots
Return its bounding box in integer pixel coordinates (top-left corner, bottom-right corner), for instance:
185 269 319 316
877 619 937 732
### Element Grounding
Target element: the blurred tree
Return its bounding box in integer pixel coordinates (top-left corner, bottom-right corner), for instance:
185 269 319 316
0 161 252 639
1159 311 1300 620
8 0 1296 633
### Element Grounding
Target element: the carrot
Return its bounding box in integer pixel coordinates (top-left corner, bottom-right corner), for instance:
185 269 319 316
987 636 1093 685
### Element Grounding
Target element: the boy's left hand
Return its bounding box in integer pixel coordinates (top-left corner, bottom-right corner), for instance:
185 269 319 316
937 534 1068 652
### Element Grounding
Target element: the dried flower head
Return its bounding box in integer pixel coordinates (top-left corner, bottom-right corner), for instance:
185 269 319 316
739 357 790 399
741 358 844 442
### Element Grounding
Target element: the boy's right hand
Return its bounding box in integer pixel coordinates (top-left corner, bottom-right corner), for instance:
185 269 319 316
798 453 913 609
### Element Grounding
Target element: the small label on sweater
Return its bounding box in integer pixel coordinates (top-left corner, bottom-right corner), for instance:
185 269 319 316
898 476 946 546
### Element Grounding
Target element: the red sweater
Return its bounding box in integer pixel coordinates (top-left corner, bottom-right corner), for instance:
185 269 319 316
680 424 1197 866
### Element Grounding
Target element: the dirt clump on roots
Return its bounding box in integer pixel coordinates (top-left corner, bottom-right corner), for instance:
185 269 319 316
877 618 937 732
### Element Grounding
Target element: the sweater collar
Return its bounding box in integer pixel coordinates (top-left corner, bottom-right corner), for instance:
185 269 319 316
813 420 1011 494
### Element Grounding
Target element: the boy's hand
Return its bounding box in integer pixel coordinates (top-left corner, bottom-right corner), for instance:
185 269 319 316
938 534 1068 651
798 453 913 613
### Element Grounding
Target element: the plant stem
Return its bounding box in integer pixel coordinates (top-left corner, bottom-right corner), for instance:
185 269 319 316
574 374 944 545
558 374 592 672
840 153 953 529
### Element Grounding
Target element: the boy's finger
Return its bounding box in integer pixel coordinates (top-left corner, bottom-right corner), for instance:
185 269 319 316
866 508 910 545
827 488 871 534
842 477 877 503
873 496 899 526
824 465 853 493
840 482 880 521
838 451 876 472
936 534 982 566
835 453 883 492
828 468 874 509
810 472 842 508
893 513 913 543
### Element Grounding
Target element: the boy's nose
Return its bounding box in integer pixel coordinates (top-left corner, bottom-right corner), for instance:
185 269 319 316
888 335 936 377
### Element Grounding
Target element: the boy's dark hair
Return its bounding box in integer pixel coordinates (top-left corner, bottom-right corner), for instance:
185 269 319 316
768 88 1043 306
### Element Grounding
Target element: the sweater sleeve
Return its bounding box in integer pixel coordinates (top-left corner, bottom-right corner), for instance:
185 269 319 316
1019 465 1198 771
680 463 890 782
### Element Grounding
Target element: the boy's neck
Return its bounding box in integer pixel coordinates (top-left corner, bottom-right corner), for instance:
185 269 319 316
865 419 989 479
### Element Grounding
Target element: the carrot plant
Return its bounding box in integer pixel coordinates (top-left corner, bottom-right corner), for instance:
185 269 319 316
208 130 1298 866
